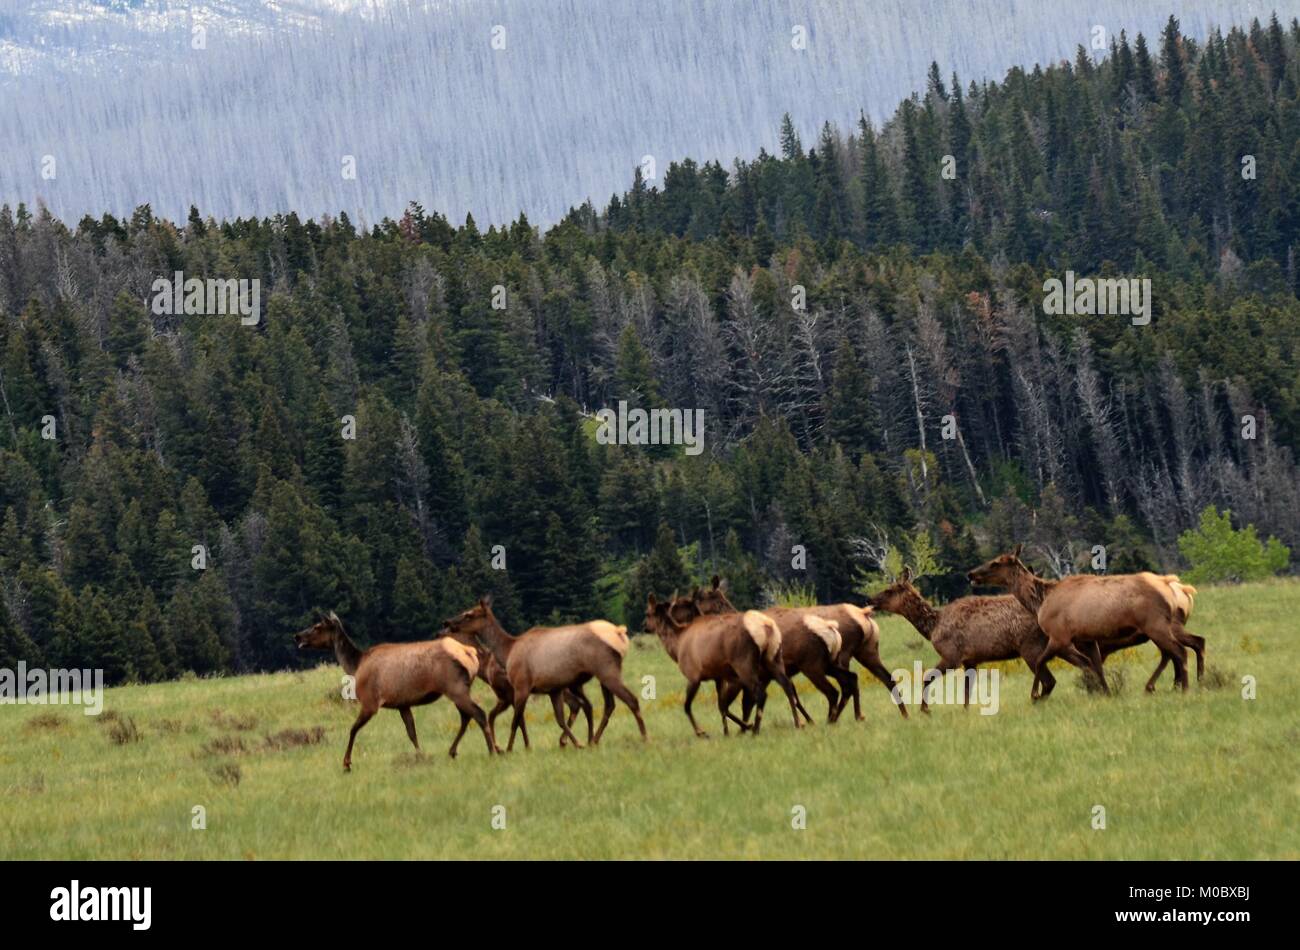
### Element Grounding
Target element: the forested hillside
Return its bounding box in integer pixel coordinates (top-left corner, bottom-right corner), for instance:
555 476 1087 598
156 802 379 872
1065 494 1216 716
1 15 1298 682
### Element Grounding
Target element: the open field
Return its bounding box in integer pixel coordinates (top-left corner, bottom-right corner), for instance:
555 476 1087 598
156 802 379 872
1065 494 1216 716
2 579 1297 860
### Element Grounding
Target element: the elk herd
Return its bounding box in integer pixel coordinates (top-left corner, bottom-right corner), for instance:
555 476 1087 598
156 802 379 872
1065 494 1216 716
293 544 1206 770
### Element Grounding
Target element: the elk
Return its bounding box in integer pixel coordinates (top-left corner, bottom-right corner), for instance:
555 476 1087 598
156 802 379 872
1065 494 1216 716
676 580 856 724
441 596 647 750
1095 576 1204 690
294 611 494 770
466 645 593 750
645 592 807 737
967 545 1204 697
866 568 1063 706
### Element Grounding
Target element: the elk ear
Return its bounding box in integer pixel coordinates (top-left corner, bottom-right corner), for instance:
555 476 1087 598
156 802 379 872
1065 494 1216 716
900 566 912 583
711 575 722 590
479 594 493 609
327 610 340 626
1011 543 1023 559
647 593 657 609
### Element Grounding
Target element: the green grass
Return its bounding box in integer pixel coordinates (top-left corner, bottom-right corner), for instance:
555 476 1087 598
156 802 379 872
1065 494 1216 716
3 579 1297 859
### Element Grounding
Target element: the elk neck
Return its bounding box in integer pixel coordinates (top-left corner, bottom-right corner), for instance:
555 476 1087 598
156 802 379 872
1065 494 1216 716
1009 567 1055 615
475 610 515 668
331 626 364 676
653 623 682 661
893 592 939 640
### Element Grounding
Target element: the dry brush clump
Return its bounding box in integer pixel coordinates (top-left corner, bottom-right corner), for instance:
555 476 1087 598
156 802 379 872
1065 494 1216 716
210 709 258 731
262 727 326 751
201 735 248 757
207 762 241 787
23 712 68 732
105 716 142 745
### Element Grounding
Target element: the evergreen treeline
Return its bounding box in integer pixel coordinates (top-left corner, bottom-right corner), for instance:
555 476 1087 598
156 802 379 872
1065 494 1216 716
1 15 1298 682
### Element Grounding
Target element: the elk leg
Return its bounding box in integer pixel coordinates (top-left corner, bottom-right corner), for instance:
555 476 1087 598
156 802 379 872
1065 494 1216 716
856 642 908 719
962 665 978 709
1064 643 1109 694
342 707 375 771
446 682 494 756
1177 626 1205 683
595 672 648 742
738 672 766 736
920 660 954 713
486 698 509 753
683 680 708 738
508 689 531 751
449 710 471 758
1148 621 1189 690
1020 643 1057 700
1145 650 1172 693
827 665 858 721
593 684 616 743
559 688 591 747
398 706 420 750
776 671 809 728
834 656 862 721
739 684 756 726
550 693 583 748
1031 641 1062 701
574 688 595 745
716 679 750 734
804 665 841 723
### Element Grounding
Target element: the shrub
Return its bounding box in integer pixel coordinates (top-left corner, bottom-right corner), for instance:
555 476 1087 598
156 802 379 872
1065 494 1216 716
1176 506 1291 584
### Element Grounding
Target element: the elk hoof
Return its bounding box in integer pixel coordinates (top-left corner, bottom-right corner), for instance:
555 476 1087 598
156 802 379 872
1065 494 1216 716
695 730 710 739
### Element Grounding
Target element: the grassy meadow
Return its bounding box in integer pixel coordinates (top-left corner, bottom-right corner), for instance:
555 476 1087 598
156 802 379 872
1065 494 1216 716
2 579 1297 860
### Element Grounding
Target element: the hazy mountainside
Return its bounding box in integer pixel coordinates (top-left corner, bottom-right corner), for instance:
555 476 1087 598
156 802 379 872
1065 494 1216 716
1 0 1293 226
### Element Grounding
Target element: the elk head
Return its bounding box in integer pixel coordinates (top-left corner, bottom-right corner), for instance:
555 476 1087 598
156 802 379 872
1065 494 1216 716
967 544 1026 589
294 611 343 650
865 567 919 614
645 593 687 642
441 596 494 646
690 575 736 615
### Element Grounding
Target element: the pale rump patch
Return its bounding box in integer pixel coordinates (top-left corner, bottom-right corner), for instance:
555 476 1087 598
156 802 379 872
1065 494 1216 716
1137 572 1180 617
439 637 480 679
842 603 877 643
1161 578 1196 622
588 620 630 657
741 610 782 661
805 616 842 657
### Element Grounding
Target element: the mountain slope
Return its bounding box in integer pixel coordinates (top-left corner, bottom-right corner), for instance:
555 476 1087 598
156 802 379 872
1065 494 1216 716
0 0 1290 225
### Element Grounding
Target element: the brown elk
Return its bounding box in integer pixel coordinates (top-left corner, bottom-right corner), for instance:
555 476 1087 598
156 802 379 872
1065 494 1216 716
967 545 1204 697
294 611 495 770
441 597 647 750
676 580 857 724
1093 576 1204 690
645 591 808 737
866 568 1065 706
685 578 907 721
465 645 593 751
